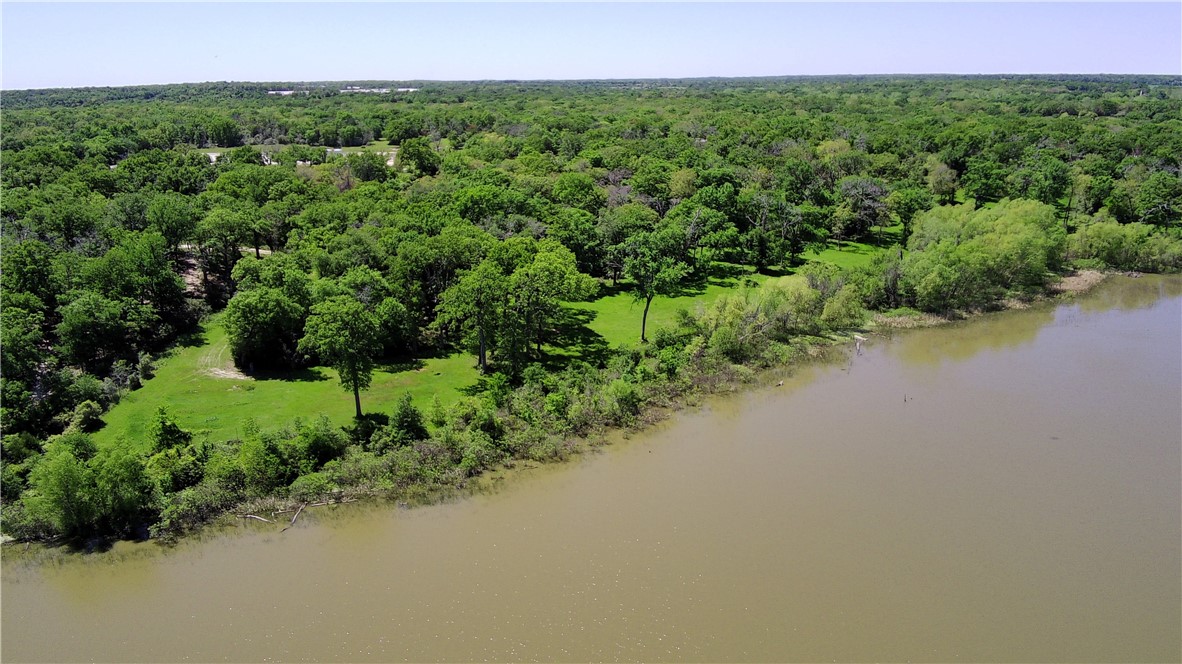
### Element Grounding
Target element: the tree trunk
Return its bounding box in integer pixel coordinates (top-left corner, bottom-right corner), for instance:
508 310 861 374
478 326 487 372
641 295 653 343
353 385 362 419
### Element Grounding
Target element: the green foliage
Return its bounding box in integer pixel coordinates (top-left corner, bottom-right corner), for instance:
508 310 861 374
55 291 135 372
820 285 868 330
146 444 206 494
624 229 691 342
224 286 307 370
1067 220 1182 272
288 471 332 503
92 446 156 533
398 137 440 176
551 172 604 212
299 296 382 418
295 415 350 469
22 443 94 536
68 400 105 433
149 407 192 453
902 200 1066 311
370 394 430 453
237 432 289 497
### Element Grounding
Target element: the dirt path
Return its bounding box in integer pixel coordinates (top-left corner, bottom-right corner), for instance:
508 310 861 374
197 336 248 380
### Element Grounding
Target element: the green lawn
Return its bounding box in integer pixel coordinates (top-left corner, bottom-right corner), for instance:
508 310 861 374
95 317 479 450
98 240 887 448
801 224 903 270
569 266 778 348
337 139 396 154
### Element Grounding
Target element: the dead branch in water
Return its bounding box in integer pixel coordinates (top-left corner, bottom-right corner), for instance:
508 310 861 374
272 498 356 515
237 514 274 524
280 503 307 532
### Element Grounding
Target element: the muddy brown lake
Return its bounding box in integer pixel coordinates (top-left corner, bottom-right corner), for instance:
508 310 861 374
3 275 1180 662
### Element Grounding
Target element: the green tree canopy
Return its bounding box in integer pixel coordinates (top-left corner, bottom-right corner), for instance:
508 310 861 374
299 296 382 418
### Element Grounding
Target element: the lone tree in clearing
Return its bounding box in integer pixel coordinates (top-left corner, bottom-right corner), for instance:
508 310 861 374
624 229 690 343
299 296 381 419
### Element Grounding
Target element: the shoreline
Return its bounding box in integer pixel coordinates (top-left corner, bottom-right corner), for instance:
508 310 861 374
0 268 1122 558
870 268 1111 329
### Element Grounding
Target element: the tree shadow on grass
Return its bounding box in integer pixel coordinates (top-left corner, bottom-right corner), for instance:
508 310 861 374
459 374 496 397
375 358 427 374
827 239 880 255
173 327 209 349
757 265 793 277
251 367 331 382
454 307 612 394
592 281 631 299
546 306 611 366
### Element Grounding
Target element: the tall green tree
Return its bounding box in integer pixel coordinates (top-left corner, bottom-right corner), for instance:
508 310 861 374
299 296 381 419
624 229 691 343
436 258 510 372
886 187 934 244
503 241 597 365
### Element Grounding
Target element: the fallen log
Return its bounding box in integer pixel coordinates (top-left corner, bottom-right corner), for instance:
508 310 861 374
238 514 274 523
290 502 306 526
272 498 356 515
280 503 307 532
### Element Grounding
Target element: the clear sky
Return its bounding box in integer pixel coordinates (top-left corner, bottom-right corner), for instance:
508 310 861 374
2 2 1179 89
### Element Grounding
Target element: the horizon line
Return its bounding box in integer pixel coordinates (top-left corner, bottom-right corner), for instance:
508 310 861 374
7 72 1181 93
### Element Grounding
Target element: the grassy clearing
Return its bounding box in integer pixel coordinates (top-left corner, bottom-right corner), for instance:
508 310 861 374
337 140 396 154
800 224 903 270
568 266 780 349
99 238 888 447
95 317 479 450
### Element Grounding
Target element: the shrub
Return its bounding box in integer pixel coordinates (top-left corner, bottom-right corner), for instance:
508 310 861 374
821 285 867 330
288 472 332 503
68 400 104 432
146 445 206 494
459 431 501 476
389 394 428 443
321 448 388 490
604 378 641 424
295 415 349 468
149 407 191 453
151 480 240 539
1067 220 1182 272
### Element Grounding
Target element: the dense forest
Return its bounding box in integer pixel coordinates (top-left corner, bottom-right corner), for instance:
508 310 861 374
2 75 1181 543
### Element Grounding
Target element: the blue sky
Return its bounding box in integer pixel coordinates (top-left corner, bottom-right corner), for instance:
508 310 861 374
2 2 1179 89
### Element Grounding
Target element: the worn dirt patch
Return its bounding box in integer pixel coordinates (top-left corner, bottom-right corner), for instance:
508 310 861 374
197 337 249 380
207 367 249 380
1052 269 1107 294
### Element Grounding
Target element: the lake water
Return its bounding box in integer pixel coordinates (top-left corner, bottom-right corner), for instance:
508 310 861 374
3 275 1180 662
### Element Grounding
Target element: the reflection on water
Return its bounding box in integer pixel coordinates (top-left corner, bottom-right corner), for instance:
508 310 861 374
886 274 1181 368
3 276 1180 663
1079 272 1182 313
885 305 1055 366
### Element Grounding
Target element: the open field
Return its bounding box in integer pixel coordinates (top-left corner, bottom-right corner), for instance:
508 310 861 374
95 320 479 449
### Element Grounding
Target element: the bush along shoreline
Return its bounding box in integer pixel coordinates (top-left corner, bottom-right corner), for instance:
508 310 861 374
4 198 1180 549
